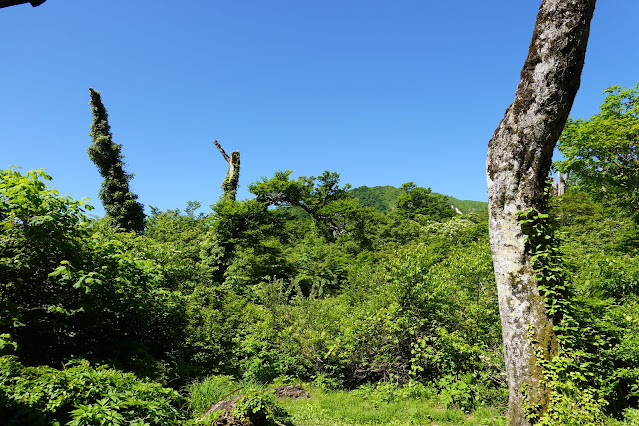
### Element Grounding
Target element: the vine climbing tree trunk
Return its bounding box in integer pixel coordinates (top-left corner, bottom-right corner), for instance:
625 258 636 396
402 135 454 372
88 88 145 233
486 1 596 424
214 139 240 201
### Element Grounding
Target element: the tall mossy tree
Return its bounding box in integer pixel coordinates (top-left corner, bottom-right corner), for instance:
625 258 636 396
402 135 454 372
214 139 240 202
88 88 145 233
486 0 596 424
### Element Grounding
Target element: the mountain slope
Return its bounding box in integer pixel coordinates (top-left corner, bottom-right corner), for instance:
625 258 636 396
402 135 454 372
350 185 487 214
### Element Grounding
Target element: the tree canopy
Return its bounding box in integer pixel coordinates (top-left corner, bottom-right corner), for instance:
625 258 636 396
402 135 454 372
556 83 639 222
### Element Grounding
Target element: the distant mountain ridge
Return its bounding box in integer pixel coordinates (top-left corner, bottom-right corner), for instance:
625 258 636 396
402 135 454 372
349 185 487 214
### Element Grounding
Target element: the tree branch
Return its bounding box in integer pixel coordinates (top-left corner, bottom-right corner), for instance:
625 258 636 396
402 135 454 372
213 139 230 162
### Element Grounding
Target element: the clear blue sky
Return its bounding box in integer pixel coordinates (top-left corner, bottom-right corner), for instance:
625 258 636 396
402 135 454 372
2 1 638 215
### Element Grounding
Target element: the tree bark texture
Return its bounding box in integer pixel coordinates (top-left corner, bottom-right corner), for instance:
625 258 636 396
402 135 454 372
214 140 240 201
486 1 595 424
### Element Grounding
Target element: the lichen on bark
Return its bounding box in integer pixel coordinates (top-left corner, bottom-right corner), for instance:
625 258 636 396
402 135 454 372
486 1 596 424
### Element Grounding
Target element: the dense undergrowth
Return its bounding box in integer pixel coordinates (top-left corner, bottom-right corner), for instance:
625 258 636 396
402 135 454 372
2 165 639 424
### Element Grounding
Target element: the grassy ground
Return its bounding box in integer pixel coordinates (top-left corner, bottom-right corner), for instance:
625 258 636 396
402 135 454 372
278 386 507 426
185 378 639 425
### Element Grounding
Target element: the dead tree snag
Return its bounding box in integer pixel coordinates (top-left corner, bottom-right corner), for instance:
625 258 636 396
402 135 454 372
214 139 240 201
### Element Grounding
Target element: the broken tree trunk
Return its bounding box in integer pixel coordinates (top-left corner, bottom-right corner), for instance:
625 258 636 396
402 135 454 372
214 139 240 201
557 171 569 196
486 1 596 424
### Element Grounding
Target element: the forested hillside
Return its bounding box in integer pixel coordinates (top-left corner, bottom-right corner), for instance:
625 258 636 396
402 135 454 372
350 185 487 215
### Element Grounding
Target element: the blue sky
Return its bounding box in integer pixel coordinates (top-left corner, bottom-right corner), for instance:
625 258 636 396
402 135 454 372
2 1 638 216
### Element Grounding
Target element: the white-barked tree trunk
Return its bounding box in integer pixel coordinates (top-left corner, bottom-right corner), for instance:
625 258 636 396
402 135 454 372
486 1 596 424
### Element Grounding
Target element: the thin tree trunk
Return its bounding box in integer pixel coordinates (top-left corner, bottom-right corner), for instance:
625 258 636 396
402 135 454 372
486 1 595 424
214 140 240 201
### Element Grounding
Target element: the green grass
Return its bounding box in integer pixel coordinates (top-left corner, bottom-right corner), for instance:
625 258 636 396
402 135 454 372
185 377 507 425
185 375 240 416
185 377 638 425
184 375 272 417
278 386 507 426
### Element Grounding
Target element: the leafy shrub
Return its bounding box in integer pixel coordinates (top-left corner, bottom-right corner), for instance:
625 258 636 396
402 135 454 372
622 408 639 424
437 373 478 412
231 388 278 425
0 168 187 376
0 356 184 425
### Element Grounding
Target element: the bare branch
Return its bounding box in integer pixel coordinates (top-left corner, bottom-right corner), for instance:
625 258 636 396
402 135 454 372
213 139 230 162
